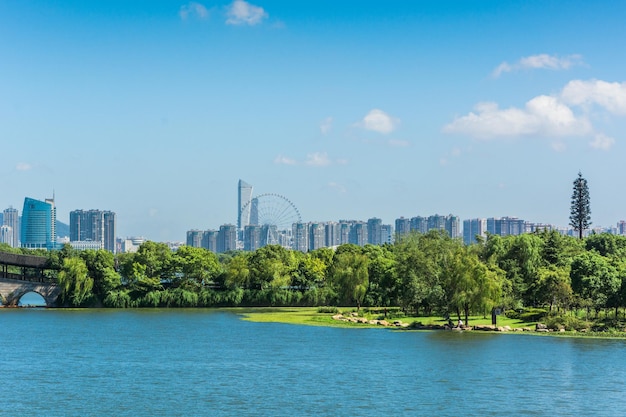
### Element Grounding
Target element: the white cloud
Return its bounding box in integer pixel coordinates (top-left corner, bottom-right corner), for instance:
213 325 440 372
328 182 347 193
357 109 399 134
179 2 209 20
443 95 591 139
492 54 583 77
275 152 345 166
15 163 32 171
320 117 333 135
225 0 268 26
561 79 626 115
274 155 296 165
305 152 330 167
444 78 626 152
589 133 615 150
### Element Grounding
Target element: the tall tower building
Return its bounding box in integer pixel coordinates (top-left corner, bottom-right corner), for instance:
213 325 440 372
395 217 411 239
237 180 253 231
3 207 20 248
463 218 487 245
349 222 368 246
367 218 383 245
217 224 237 253
308 222 325 251
244 225 261 251
21 196 56 250
69 209 117 253
0 225 13 246
292 222 309 252
187 230 204 247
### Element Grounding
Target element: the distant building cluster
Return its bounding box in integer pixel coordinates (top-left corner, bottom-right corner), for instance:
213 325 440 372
0 196 118 253
6 183 626 255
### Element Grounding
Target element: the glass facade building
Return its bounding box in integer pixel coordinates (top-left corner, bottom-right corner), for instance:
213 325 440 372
21 197 56 250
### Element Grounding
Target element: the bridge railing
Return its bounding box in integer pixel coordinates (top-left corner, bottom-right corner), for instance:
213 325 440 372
0 272 56 284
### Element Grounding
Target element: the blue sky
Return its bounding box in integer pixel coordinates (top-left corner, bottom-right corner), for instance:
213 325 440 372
2 0 626 241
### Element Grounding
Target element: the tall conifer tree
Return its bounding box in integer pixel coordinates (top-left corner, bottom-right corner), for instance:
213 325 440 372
569 172 591 239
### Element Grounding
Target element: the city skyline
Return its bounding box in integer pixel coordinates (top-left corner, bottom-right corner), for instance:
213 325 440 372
3 1 626 241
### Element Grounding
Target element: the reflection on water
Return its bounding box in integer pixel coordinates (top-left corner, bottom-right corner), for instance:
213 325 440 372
1 309 626 417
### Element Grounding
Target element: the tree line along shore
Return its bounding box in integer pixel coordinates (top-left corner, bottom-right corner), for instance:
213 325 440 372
3 229 626 333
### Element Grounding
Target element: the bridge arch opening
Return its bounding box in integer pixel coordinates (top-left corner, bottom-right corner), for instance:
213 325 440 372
18 291 47 307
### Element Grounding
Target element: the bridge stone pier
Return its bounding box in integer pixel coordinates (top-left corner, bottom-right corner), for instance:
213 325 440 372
0 278 61 307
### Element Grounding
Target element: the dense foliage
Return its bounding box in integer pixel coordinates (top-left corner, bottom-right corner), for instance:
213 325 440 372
4 230 626 323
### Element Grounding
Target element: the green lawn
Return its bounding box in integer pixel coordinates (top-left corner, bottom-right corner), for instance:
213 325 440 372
234 307 534 329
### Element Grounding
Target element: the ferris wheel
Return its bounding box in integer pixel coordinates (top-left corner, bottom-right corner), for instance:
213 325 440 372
239 193 302 233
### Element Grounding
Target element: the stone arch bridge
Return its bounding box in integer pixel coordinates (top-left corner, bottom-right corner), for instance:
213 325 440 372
0 251 60 307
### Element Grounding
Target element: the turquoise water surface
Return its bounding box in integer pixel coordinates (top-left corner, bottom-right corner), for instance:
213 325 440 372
1 309 625 416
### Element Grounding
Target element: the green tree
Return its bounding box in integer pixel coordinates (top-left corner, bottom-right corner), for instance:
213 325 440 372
173 246 221 289
224 253 251 289
80 249 121 302
444 245 502 325
534 265 572 312
329 245 369 311
57 257 94 306
570 252 620 316
570 171 591 240
247 245 295 290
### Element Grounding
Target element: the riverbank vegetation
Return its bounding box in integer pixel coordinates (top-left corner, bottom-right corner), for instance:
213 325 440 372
3 230 626 332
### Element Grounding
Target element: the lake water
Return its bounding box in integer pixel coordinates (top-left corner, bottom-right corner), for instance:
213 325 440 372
2 309 625 416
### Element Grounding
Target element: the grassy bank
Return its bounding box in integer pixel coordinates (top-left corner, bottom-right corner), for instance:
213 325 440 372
235 307 534 329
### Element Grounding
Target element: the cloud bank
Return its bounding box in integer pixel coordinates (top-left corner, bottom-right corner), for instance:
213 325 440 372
492 54 583 77
444 79 626 150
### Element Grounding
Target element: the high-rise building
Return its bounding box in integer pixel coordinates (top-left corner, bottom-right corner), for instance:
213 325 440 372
309 223 325 251
292 222 308 252
237 179 253 231
203 230 218 252
69 209 117 253
244 225 261 251
21 196 56 250
486 217 525 237
445 215 461 239
395 217 411 239
381 224 393 244
186 230 204 247
0 225 13 247
217 224 237 253
463 218 487 245
410 216 428 234
325 222 340 248
338 221 351 245
367 218 383 245
2 207 20 248
349 222 368 246
249 197 259 226
618 221 626 236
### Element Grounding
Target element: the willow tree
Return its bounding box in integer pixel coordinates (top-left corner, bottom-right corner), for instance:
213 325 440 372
570 172 591 240
57 257 94 307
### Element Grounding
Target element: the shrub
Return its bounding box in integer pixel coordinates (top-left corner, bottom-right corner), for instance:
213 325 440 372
317 306 339 314
544 315 589 331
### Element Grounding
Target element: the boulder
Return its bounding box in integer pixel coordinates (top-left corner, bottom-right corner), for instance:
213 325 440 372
536 323 548 330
